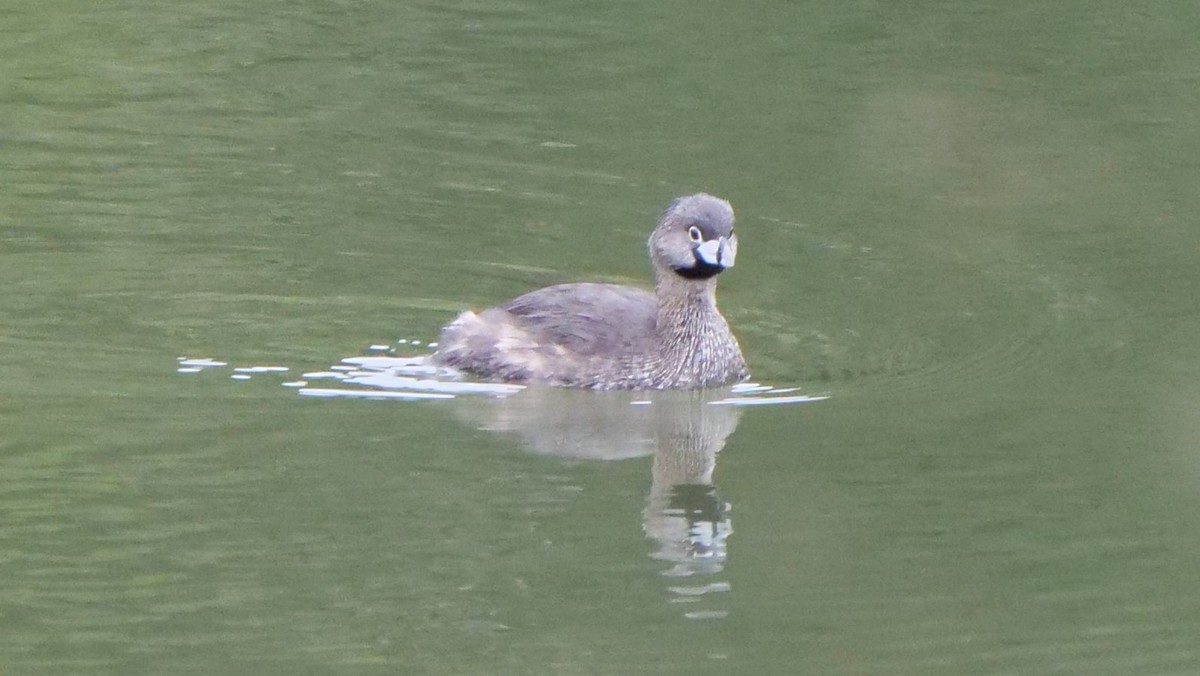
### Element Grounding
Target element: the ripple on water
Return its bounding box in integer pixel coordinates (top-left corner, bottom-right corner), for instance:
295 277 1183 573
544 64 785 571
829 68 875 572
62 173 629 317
176 347 829 406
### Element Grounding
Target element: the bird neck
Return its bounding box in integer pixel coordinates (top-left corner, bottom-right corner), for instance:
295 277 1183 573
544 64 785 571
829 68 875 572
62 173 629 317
653 273 726 355
642 269 745 389
655 270 718 314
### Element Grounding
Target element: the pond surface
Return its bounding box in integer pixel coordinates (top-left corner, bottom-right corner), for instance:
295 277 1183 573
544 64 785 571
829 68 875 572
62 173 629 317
3 1 1200 674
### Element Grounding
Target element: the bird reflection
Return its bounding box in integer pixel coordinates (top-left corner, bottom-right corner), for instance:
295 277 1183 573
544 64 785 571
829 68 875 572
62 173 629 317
450 387 741 618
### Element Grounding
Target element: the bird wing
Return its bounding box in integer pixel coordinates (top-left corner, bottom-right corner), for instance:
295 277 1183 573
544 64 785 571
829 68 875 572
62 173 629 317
501 283 658 358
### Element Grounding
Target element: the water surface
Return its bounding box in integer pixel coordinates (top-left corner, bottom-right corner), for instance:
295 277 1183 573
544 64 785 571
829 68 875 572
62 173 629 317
3 1 1200 674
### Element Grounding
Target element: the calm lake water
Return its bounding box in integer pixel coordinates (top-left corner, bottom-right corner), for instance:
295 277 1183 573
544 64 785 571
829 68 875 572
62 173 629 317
4 1 1200 674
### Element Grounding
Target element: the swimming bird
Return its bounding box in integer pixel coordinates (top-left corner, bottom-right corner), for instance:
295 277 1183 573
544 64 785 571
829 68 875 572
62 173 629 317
433 194 748 390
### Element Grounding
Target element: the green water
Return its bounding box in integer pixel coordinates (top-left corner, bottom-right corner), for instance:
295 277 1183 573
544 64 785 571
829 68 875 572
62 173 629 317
4 1 1200 673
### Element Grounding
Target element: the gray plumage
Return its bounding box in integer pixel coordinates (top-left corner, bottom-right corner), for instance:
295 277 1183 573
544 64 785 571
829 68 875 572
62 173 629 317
432 194 749 390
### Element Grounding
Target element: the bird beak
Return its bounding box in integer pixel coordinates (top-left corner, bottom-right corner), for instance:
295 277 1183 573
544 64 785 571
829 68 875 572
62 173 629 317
720 235 737 268
697 235 737 269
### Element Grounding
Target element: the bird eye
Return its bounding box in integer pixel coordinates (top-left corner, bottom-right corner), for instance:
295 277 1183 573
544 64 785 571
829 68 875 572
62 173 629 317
687 226 703 242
